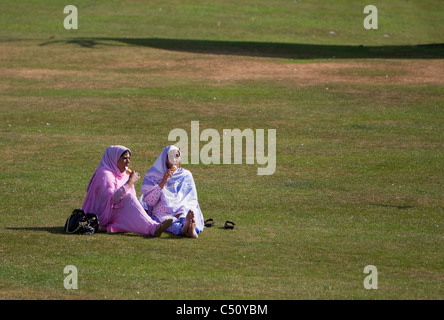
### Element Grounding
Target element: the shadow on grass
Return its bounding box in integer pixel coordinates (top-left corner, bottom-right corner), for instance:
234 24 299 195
6 226 65 234
369 203 415 210
5 226 189 239
38 37 444 59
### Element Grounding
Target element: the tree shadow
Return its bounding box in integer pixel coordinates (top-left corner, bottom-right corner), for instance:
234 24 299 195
38 37 444 59
369 203 415 210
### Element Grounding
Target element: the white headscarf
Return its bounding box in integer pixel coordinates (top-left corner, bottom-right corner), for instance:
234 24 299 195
140 145 204 231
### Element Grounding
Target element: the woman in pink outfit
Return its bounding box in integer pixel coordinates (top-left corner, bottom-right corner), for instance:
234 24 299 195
82 145 172 237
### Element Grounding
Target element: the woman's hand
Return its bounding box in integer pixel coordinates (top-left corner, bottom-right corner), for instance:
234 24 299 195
127 171 141 187
159 168 174 189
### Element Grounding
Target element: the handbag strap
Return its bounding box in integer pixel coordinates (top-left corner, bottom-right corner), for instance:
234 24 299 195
65 214 83 234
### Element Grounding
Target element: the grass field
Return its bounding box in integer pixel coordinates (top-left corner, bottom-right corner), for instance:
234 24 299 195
0 1 443 299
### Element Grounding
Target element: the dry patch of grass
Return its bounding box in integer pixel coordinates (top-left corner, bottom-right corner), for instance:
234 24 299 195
2 41 443 93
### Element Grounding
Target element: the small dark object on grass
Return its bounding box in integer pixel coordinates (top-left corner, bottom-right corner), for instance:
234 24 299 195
205 218 215 227
64 209 99 235
223 221 236 229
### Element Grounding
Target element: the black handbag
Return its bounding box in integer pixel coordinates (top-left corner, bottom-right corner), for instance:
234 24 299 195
64 209 99 235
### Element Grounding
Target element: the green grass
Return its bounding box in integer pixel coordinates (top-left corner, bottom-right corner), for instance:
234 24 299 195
1 0 442 45
0 1 443 299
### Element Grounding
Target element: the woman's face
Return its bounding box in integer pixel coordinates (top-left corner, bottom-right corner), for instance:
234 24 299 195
166 150 181 169
117 151 131 173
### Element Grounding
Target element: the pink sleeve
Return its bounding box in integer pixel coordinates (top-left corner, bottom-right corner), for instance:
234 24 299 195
112 183 130 205
82 169 120 226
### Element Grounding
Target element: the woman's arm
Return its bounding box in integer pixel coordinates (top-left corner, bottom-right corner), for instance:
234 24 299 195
141 168 174 206
112 171 140 205
159 167 175 189
112 183 130 205
143 185 162 206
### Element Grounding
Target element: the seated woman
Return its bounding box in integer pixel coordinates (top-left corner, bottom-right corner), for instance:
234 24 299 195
140 145 204 238
82 145 173 237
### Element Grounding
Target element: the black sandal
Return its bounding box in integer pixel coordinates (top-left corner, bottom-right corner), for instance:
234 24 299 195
204 219 215 227
224 221 236 229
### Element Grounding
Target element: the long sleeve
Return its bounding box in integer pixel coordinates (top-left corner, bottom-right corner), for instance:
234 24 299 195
83 168 127 226
143 184 162 206
112 183 130 205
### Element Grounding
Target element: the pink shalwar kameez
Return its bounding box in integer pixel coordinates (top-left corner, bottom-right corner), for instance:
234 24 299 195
82 145 160 236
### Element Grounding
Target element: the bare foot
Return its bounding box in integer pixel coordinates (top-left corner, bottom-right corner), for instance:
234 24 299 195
187 216 198 239
181 210 193 235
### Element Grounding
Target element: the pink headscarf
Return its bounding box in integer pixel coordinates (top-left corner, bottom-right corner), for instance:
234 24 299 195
82 145 133 226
